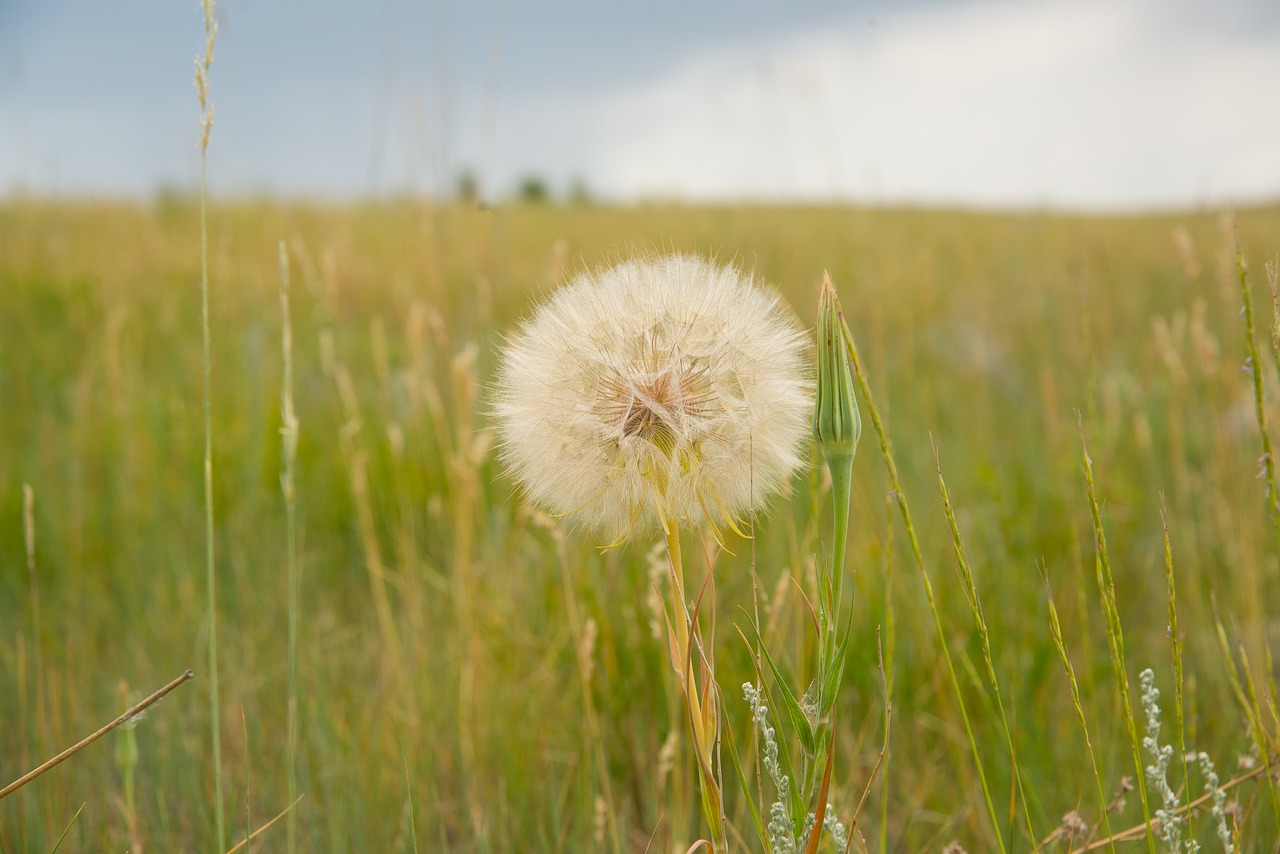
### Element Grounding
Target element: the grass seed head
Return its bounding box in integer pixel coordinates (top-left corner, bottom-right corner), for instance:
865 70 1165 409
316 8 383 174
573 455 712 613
495 254 812 543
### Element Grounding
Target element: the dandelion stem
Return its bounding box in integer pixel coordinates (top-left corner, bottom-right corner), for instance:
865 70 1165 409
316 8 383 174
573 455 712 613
664 521 690 682
662 520 726 853
826 452 853 629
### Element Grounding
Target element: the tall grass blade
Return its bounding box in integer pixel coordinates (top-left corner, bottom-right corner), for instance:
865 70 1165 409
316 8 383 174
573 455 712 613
1159 504 1193 842
1234 645 1280 823
838 298 1006 852
933 441 1036 845
1077 422 1155 852
405 758 419 854
278 241 301 853
50 802 85 854
1233 213 1280 561
193 0 223 844
1044 577 1114 852
879 499 896 854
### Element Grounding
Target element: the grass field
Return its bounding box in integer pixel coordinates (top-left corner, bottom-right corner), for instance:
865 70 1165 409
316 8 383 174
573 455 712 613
2 198 1279 851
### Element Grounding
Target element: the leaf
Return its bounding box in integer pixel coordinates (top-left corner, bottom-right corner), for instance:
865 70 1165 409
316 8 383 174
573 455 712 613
722 709 768 848
818 615 854 720
744 620 817 757
659 596 684 681
736 620 810 828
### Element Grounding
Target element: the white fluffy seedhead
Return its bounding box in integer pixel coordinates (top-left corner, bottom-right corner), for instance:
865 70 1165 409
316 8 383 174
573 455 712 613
495 254 812 544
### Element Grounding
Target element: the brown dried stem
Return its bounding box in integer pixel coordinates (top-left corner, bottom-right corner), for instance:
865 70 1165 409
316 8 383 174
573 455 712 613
0 669 194 800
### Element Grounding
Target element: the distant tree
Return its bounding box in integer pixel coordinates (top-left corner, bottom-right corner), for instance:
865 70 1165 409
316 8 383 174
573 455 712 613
152 183 197 220
517 175 550 204
456 170 480 204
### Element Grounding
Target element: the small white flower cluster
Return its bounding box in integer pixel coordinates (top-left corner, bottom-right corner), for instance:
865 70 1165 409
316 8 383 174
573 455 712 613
1140 668 1193 852
743 682 849 854
744 682 796 853
1141 668 1239 854
1194 751 1234 853
822 810 850 852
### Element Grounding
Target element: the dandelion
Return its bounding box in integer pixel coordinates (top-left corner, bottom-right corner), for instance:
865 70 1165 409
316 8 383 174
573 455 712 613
497 254 810 852
495 254 811 545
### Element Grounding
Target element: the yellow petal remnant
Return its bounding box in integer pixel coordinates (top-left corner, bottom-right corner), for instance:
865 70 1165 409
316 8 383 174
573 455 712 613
495 254 812 544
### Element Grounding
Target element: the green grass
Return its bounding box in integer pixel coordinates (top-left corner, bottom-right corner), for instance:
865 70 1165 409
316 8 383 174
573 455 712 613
1 198 1278 850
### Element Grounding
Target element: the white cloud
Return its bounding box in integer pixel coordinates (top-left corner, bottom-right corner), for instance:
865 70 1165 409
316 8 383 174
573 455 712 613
579 0 1280 208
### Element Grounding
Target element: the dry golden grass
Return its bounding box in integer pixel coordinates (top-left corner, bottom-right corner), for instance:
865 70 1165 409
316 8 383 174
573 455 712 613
1 198 1278 850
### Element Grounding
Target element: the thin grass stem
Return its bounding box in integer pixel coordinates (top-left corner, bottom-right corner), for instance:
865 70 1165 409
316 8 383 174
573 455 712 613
1210 599 1276 760
1233 213 1280 563
1077 422 1155 852
838 308 1007 853
242 705 251 850
933 440 1036 845
1044 577 1114 852
194 0 223 844
404 758 419 854
1159 503 1193 842
224 795 306 854
1235 645 1280 823
50 802 85 854
278 240 301 854
879 497 895 854
849 627 891 854
552 536 623 854
22 484 46 757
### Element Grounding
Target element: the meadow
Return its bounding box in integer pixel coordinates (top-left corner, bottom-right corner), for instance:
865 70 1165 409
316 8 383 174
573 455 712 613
2 198 1279 851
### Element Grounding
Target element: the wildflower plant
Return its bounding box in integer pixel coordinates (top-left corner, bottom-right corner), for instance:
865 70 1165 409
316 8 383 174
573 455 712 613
496 254 811 851
735 275 863 853
1140 668 1193 852
1195 751 1234 853
498 257 875 852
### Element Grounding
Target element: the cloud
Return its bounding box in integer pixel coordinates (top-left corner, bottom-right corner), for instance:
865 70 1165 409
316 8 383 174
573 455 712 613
581 0 1280 208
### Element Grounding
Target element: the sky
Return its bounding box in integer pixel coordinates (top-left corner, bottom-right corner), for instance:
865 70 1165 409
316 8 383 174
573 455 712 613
1 0 1279 210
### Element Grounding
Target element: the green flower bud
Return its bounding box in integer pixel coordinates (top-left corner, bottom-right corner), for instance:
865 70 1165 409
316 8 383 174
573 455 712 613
813 273 861 459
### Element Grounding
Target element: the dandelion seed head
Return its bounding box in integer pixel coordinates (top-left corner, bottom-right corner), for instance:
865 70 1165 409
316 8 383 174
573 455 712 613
496 254 811 542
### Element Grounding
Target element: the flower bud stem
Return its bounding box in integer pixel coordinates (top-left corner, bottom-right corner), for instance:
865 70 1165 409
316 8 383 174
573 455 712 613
822 448 854 663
